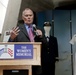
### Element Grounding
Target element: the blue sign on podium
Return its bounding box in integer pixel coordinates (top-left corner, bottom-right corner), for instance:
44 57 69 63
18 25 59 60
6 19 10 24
14 44 33 59
0 44 33 59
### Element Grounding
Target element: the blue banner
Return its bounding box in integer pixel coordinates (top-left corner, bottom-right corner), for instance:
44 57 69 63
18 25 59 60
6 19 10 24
14 44 33 59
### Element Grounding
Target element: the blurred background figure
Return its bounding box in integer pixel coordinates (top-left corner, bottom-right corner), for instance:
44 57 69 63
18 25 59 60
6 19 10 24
41 22 58 75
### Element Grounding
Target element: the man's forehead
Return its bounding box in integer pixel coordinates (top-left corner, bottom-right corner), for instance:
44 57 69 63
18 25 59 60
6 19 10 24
23 9 33 14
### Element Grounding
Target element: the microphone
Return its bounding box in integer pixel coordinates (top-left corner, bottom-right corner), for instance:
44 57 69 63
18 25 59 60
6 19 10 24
33 24 36 30
33 24 38 36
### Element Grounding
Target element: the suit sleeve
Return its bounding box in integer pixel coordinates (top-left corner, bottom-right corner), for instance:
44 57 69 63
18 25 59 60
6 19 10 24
54 37 59 61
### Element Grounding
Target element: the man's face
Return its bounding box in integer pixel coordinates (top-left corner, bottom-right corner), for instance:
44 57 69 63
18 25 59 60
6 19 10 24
22 9 34 25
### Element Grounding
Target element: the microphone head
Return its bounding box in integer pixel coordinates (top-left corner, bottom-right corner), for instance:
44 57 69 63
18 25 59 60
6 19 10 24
33 24 36 30
33 24 38 36
33 24 36 27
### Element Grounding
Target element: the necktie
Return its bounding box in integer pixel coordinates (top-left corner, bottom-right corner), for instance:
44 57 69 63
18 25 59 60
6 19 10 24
28 27 34 42
46 36 49 42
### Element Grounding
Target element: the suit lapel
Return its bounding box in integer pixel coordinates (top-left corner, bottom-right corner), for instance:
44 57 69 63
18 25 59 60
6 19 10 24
20 24 30 40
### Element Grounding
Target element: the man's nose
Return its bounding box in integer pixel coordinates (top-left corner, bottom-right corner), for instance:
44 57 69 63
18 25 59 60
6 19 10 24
28 17 31 19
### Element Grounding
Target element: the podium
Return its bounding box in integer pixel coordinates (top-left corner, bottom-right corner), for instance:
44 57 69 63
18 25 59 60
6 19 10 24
0 42 41 75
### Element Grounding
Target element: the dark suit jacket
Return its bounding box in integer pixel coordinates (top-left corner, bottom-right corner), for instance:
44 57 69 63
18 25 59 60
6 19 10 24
41 35 58 63
8 23 46 43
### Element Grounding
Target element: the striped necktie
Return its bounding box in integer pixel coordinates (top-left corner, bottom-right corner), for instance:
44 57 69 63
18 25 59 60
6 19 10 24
28 27 34 42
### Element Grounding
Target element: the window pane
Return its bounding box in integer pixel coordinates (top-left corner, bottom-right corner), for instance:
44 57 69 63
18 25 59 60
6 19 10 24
0 0 9 33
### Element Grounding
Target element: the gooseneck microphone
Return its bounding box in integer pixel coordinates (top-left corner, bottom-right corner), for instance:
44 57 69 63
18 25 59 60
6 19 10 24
33 24 38 36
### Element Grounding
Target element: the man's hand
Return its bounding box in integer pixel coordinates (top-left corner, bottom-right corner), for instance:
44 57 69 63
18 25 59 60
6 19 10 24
10 27 20 40
36 29 43 37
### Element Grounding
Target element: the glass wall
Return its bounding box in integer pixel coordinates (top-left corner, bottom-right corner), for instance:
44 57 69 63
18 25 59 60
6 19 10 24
0 0 9 33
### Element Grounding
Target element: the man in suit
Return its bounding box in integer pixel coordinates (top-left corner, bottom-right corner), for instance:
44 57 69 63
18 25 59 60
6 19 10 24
8 8 46 42
8 8 46 75
41 22 58 75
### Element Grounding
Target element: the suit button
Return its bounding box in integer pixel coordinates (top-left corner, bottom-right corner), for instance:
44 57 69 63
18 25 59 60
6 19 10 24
48 48 49 50
48 52 49 54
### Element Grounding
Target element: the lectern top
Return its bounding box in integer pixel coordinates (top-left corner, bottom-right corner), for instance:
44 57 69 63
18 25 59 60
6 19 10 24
0 42 42 45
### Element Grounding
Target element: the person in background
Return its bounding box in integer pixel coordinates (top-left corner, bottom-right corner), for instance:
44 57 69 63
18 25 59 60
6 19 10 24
8 8 47 75
41 22 58 75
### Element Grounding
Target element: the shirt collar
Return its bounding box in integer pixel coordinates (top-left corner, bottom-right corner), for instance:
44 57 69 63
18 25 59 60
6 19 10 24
24 23 33 28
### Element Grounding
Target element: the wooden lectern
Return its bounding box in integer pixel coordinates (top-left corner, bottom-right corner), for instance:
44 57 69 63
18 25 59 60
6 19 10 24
0 42 41 75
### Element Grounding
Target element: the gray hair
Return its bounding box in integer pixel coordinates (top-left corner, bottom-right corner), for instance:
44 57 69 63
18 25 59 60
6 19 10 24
22 8 34 16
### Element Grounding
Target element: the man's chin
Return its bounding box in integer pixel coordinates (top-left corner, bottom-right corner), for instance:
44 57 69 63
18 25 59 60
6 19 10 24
26 23 32 25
